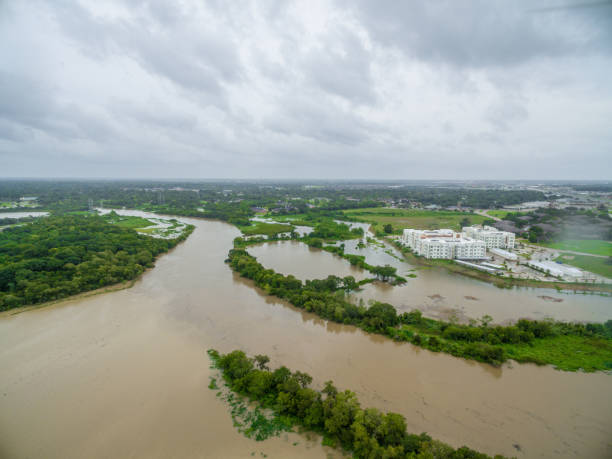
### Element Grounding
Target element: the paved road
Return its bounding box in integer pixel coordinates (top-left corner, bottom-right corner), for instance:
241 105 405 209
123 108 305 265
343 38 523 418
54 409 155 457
474 209 501 221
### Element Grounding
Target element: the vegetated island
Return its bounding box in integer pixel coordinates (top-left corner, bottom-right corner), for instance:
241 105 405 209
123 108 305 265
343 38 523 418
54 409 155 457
0 214 194 310
208 349 508 459
227 248 612 372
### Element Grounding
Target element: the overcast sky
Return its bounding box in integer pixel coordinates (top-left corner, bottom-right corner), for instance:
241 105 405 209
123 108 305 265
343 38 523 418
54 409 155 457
1 0 611 180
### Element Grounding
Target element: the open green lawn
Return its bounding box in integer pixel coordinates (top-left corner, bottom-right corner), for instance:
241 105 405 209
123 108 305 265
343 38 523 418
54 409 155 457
555 254 612 279
106 215 155 229
343 208 487 233
239 222 294 236
541 239 612 256
485 209 523 218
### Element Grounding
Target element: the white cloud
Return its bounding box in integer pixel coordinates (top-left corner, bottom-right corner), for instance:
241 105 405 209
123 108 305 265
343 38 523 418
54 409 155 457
1 0 611 179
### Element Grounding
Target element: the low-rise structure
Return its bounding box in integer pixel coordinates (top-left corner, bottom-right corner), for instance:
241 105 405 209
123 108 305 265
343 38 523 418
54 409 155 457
526 261 583 278
489 247 518 261
462 225 515 249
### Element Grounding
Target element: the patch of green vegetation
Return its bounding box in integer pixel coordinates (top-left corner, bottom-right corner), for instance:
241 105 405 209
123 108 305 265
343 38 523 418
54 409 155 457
240 222 294 236
555 254 612 279
343 207 487 234
207 350 294 442
104 213 155 229
209 349 508 458
393 314 612 372
541 239 611 256
503 335 612 372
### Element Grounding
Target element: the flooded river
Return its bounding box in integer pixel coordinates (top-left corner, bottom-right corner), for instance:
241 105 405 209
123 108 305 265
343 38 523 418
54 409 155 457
250 239 612 324
1 215 611 458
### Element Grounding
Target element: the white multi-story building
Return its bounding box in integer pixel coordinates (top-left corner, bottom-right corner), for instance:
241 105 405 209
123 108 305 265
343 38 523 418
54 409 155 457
462 225 515 249
402 229 486 260
453 238 486 259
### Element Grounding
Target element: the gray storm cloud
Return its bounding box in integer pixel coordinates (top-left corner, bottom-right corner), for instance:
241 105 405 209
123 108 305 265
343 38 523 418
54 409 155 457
1 0 611 179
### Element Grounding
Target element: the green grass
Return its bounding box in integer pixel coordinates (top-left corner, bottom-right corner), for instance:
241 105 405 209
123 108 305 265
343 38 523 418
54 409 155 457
541 239 612 256
343 207 487 233
503 335 612 372
107 216 155 229
240 222 294 236
394 323 612 372
555 254 612 279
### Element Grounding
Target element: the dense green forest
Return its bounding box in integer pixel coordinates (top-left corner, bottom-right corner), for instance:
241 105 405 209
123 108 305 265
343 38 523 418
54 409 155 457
0 215 193 310
227 248 612 371
209 349 506 459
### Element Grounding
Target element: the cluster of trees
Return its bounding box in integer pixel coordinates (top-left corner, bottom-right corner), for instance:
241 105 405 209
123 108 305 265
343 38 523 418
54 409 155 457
306 220 364 240
227 249 612 367
211 349 504 459
0 215 193 310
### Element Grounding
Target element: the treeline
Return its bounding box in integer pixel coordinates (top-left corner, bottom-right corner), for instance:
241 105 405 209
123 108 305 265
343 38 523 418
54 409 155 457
0 215 193 310
227 249 612 369
210 349 506 459
0 180 547 217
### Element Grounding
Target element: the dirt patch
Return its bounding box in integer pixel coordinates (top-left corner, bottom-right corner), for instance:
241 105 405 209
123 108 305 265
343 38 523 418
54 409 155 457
538 295 564 303
428 294 444 301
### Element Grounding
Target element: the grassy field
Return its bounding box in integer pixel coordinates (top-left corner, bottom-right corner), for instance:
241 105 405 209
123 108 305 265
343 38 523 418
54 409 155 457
239 222 294 236
105 215 155 229
343 208 487 233
541 239 611 256
486 209 514 218
555 254 612 279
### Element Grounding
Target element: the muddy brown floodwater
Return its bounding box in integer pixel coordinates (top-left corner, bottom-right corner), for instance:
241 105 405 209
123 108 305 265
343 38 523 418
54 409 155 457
1 215 611 459
250 239 612 324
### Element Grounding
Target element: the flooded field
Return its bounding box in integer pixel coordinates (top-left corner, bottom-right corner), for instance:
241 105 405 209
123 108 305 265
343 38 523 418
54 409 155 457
1 215 611 458
253 236 612 324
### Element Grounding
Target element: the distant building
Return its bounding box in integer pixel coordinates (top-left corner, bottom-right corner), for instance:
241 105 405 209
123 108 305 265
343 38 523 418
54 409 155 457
402 229 486 260
462 225 515 249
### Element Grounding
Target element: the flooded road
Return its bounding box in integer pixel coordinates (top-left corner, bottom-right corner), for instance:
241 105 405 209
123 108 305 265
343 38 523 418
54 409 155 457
1 216 611 458
252 238 612 324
